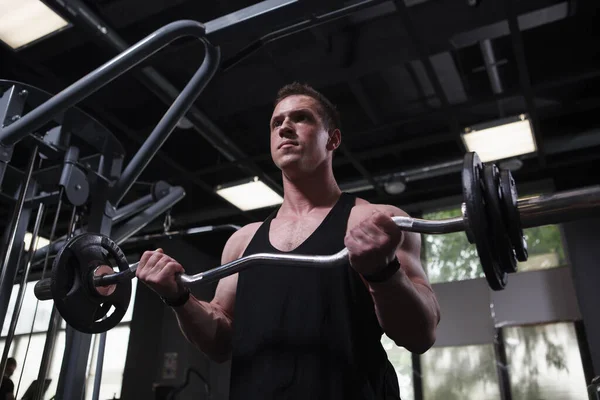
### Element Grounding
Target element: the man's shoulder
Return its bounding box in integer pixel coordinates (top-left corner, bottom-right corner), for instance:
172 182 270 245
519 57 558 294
349 197 409 225
221 222 263 262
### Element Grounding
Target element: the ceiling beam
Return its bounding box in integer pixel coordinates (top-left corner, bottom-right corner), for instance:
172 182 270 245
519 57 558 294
393 0 464 151
504 0 546 166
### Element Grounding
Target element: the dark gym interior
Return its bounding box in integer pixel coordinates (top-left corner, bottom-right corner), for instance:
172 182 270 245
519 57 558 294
0 0 599 399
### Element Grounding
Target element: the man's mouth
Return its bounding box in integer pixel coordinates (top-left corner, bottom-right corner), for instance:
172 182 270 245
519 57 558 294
278 141 297 149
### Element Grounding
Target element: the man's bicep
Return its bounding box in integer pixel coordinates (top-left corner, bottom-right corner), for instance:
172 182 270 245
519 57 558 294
212 273 238 319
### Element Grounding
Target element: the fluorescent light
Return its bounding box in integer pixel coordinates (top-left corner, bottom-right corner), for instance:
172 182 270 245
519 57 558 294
461 114 537 163
0 0 69 50
216 177 283 211
23 232 50 252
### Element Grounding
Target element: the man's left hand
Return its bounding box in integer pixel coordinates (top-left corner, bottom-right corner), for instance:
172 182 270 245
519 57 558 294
344 210 404 276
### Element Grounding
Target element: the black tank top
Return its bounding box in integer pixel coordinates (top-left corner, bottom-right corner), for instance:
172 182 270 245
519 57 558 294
229 193 401 400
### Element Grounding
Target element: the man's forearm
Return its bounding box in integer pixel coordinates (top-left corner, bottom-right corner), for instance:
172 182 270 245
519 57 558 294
368 270 439 353
172 295 233 362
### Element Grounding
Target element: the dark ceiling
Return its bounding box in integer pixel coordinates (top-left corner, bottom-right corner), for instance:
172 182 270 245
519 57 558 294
1 0 599 257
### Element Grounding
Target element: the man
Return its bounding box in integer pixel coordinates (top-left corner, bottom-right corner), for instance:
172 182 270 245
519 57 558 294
0 358 16 400
137 83 441 399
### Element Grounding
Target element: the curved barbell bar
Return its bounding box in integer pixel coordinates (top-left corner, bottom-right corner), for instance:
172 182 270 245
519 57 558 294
34 182 600 302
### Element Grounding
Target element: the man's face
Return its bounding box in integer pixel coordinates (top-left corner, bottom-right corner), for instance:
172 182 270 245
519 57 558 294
270 95 335 176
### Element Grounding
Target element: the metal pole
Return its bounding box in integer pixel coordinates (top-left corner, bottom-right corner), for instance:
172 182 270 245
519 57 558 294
518 185 600 228
34 188 65 400
111 186 186 244
91 331 107 400
0 202 45 379
0 147 38 332
0 21 213 146
122 224 241 245
112 193 155 223
109 42 220 206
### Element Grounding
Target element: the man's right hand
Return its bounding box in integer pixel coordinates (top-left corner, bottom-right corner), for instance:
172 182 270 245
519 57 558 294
136 249 187 301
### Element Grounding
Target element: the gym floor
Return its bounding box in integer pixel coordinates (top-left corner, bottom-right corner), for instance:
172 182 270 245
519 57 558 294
0 0 599 399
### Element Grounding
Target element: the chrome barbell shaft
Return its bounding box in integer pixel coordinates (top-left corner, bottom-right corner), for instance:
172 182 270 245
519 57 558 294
517 185 600 229
93 185 600 289
93 215 467 288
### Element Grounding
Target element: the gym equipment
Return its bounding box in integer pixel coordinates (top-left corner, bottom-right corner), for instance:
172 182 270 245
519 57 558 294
0 17 220 400
33 151 600 333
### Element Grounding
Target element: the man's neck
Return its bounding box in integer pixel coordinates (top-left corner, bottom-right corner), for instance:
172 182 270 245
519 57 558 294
279 165 341 216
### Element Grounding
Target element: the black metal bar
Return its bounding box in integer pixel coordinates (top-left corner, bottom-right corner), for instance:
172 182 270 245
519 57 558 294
412 352 423 400
504 0 545 165
46 0 284 198
575 320 596 386
112 193 155 223
55 153 116 399
109 41 220 206
112 186 187 244
205 0 299 37
220 0 388 71
35 308 61 400
0 20 213 147
122 223 241 245
393 1 462 147
0 147 37 333
91 106 224 195
92 333 107 400
0 202 44 380
494 327 513 400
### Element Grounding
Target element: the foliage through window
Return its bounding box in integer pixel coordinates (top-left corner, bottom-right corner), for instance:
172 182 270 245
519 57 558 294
0 279 137 399
423 208 567 284
504 322 587 400
421 344 500 400
381 334 414 400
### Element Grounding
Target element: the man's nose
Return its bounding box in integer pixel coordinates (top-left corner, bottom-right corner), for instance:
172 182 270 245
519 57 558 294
279 118 295 137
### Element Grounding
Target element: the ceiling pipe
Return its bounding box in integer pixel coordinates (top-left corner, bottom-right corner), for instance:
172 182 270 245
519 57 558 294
480 39 505 117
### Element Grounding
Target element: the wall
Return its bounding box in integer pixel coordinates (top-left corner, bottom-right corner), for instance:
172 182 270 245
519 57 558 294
562 217 600 376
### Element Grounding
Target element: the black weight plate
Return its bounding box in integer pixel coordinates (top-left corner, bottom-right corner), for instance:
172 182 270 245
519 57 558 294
482 164 518 274
499 170 528 261
462 153 507 290
51 233 131 334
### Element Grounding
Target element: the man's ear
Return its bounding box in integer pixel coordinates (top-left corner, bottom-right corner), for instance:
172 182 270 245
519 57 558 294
327 129 342 151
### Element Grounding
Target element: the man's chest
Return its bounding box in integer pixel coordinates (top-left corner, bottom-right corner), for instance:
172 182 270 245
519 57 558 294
269 213 333 252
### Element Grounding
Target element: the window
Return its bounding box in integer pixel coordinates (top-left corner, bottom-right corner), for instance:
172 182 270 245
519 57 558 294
423 207 567 283
421 344 501 400
423 208 483 284
503 322 587 400
381 334 414 400
518 225 567 272
0 279 137 399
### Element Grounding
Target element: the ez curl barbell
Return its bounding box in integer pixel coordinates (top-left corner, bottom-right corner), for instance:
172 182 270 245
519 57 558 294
33 152 600 333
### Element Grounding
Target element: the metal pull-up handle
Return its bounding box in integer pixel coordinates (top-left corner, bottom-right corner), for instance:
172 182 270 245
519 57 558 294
0 20 221 206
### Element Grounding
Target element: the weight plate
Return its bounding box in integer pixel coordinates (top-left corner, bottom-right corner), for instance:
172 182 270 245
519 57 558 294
51 233 131 334
482 164 518 274
462 153 507 290
499 170 528 261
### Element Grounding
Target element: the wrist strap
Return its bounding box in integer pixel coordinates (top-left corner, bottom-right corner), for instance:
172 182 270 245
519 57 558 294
161 288 190 308
362 257 401 283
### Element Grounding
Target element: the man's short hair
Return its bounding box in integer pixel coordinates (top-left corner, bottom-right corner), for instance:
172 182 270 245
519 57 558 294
6 358 16 367
274 82 341 131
